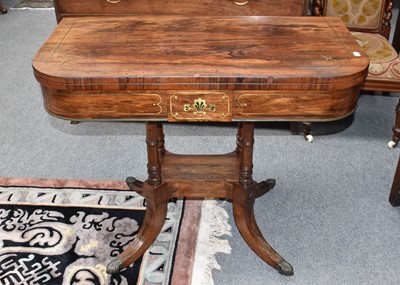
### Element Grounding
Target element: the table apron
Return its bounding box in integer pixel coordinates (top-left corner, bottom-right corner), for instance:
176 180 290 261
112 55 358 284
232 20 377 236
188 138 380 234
41 86 361 122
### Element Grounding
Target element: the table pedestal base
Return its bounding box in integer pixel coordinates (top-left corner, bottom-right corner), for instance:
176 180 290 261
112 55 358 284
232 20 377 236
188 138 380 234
106 121 293 276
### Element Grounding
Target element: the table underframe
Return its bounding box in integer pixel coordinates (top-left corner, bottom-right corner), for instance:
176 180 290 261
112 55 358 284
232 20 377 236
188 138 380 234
106 121 294 276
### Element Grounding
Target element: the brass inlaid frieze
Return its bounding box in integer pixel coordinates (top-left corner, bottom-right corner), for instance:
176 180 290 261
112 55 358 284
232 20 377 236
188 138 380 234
80 91 163 116
235 91 352 119
237 93 270 115
169 92 231 121
183 98 216 114
122 93 163 115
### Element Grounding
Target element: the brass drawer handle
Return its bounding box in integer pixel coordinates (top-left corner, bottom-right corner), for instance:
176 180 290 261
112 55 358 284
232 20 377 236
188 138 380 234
106 0 121 4
232 0 252 6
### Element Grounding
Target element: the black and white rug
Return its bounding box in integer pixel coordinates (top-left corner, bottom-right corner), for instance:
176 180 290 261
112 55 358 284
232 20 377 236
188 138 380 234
0 178 231 285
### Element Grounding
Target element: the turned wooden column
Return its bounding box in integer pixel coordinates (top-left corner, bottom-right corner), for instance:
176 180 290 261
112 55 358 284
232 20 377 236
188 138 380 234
236 122 244 155
156 122 166 156
239 122 254 187
146 122 162 186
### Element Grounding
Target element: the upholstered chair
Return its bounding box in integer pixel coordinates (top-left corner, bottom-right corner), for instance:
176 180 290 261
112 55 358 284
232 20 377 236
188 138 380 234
305 0 400 147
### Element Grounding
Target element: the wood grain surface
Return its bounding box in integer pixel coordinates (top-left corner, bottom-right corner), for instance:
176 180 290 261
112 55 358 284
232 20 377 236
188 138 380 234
32 16 369 121
31 12 370 275
53 0 309 23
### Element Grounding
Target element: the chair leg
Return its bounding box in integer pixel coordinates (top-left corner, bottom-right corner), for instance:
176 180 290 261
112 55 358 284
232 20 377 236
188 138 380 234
290 122 313 142
289 122 299 135
0 2 7 13
389 157 400 207
388 99 400 148
303 122 313 143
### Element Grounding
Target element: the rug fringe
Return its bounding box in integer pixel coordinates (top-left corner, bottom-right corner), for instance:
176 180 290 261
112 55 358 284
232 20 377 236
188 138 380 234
191 199 232 285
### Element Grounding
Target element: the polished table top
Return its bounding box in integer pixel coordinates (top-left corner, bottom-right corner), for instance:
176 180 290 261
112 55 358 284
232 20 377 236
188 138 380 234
32 15 370 277
33 16 369 122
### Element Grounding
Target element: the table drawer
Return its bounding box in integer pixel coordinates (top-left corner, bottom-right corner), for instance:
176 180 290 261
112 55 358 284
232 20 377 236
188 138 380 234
168 91 232 122
54 0 308 22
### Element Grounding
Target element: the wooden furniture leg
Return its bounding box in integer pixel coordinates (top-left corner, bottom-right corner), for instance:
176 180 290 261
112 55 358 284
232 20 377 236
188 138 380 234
388 99 400 148
106 122 168 273
236 121 244 155
291 122 313 142
106 122 293 276
389 156 400 207
156 122 166 156
232 122 293 275
303 122 313 142
0 1 7 13
289 122 299 135
392 6 400 53
106 184 169 273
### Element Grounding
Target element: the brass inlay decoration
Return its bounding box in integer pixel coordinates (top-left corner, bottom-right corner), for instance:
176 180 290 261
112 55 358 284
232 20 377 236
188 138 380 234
170 92 230 120
232 0 252 6
135 93 162 116
183 98 216 114
238 93 294 116
237 92 332 116
102 92 163 115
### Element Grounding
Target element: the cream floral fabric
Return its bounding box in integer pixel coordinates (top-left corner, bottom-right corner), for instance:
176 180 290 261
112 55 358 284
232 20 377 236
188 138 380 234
352 32 400 80
326 0 383 30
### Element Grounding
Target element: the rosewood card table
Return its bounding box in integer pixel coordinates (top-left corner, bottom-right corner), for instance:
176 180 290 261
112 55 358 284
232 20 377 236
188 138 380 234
32 15 369 276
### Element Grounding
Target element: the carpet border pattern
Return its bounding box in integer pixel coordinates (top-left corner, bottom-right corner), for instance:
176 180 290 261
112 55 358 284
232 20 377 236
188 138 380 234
0 178 183 285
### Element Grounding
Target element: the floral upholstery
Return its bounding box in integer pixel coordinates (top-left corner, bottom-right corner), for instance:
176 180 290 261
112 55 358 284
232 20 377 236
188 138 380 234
352 32 400 80
308 0 400 147
324 0 399 81
326 0 383 30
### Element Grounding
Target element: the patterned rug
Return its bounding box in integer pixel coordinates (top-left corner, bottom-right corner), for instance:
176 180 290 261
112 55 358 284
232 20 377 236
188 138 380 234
0 178 231 285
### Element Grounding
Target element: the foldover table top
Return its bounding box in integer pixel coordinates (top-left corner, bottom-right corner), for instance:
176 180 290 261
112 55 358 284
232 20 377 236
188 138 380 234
32 14 370 277
32 15 369 122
